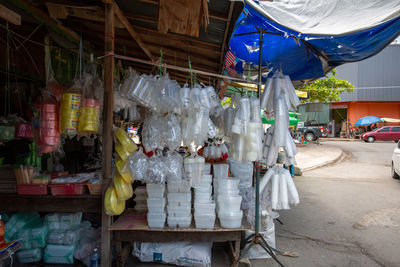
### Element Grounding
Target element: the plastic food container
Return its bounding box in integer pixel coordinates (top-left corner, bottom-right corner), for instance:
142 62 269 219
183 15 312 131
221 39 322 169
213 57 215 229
203 163 211 174
167 192 191 204
217 188 240 196
167 215 192 228
49 183 86 196
194 184 212 194
217 178 240 190
219 210 243 229
213 164 229 179
194 202 215 212
194 214 216 229
217 195 242 211
147 212 166 228
200 175 212 185
167 203 191 216
17 184 48 195
147 197 166 209
194 193 212 203
167 180 191 193
146 183 165 197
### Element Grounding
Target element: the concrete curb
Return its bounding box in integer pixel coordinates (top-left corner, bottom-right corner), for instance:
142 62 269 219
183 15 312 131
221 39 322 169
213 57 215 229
320 138 361 142
299 149 345 172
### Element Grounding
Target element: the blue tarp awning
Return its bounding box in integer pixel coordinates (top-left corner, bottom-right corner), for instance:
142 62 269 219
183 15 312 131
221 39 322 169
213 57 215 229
224 0 400 82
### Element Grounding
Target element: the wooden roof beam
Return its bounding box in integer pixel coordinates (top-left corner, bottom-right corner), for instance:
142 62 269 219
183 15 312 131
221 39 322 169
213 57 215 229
219 1 234 73
0 4 21 25
109 0 155 61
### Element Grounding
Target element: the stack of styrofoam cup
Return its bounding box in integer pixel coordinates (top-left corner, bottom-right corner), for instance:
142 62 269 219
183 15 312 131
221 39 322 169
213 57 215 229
216 177 243 229
167 180 192 228
146 184 166 228
194 174 215 229
133 186 147 212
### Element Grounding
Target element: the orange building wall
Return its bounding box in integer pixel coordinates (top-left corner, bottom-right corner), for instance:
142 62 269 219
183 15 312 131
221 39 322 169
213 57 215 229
348 101 400 125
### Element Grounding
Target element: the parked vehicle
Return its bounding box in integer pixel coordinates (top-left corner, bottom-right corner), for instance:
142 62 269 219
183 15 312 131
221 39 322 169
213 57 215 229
362 126 400 142
392 141 400 179
296 122 325 141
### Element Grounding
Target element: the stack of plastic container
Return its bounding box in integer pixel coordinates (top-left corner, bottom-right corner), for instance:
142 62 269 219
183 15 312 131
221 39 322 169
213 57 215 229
216 177 243 229
212 163 229 201
184 155 205 186
146 184 166 228
133 186 147 212
194 174 215 229
167 180 192 228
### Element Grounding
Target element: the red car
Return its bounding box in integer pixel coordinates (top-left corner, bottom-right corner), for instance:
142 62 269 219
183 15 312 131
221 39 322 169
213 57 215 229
362 126 400 142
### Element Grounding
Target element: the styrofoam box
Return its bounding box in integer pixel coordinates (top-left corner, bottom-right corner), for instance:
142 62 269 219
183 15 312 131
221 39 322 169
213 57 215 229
167 215 192 228
147 212 166 228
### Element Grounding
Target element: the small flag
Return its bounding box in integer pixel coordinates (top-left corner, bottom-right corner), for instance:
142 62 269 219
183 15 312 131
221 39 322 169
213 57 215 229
225 50 236 68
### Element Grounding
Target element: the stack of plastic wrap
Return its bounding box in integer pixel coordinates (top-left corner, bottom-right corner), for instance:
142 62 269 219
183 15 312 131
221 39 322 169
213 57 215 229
43 213 88 264
260 166 299 210
228 159 253 189
105 128 137 216
78 73 103 134
39 101 60 154
60 79 82 135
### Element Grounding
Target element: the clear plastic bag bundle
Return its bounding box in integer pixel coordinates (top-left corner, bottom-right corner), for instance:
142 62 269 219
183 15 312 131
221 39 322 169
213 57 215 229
164 151 183 182
232 96 250 136
162 113 181 151
250 96 261 123
210 103 225 136
78 73 103 134
244 122 263 162
274 96 289 147
142 113 163 152
179 84 191 114
146 152 166 184
190 85 202 109
224 107 236 137
128 147 148 182
207 118 217 139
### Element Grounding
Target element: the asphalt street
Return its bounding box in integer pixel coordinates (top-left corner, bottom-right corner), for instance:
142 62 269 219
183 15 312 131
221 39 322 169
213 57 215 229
258 141 400 267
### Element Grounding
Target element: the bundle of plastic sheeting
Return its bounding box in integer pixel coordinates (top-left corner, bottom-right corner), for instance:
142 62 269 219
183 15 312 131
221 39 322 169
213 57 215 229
260 72 300 112
263 128 297 166
74 227 101 266
133 242 212 267
259 166 299 210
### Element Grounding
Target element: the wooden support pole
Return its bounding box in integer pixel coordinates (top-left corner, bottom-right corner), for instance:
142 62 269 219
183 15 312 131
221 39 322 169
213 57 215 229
219 2 234 74
101 3 114 267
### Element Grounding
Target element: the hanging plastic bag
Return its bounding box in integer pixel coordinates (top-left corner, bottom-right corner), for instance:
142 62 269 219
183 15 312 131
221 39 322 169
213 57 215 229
127 147 148 182
39 89 60 154
104 185 125 216
60 79 82 135
164 151 183 182
162 113 181 151
78 73 103 134
146 152 166 184
142 113 163 152
114 173 133 200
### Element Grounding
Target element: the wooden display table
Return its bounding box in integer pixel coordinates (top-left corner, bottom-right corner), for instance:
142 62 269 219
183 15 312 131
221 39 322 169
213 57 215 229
109 209 251 267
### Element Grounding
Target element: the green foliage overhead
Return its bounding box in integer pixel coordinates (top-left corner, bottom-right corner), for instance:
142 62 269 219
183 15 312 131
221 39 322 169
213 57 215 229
297 69 354 103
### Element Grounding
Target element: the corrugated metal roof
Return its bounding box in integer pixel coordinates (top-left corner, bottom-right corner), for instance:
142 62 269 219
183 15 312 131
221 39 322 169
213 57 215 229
335 44 400 102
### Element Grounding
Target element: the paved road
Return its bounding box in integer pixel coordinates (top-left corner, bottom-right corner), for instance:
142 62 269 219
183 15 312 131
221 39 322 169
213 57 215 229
256 141 400 267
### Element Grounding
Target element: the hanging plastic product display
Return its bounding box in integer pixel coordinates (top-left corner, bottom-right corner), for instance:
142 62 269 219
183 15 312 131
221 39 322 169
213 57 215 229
60 80 82 135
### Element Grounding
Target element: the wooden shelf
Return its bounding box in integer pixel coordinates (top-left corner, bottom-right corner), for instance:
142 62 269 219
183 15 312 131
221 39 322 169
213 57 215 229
0 194 102 213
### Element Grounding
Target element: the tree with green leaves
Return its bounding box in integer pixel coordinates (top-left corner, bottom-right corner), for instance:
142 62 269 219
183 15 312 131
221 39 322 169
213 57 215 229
297 69 354 103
